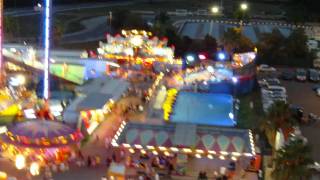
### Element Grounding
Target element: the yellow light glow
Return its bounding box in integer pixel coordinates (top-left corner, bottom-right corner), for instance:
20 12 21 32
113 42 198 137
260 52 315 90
220 151 229 155
140 149 146 154
231 156 237 161
0 171 7 180
158 146 167 151
129 148 135 154
219 155 225 160
195 154 201 158
134 144 143 149
240 3 248 10
170 147 179 152
15 154 26 170
130 35 143 47
152 150 158 155
164 151 170 156
182 148 192 153
211 6 219 14
196 149 204 154
208 150 216 154
232 152 241 156
146 145 155 150
123 143 131 148
207 154 213 159
30 162 40 176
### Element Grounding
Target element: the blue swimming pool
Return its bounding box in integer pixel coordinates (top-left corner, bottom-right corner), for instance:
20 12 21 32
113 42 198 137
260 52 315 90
170 92 235 127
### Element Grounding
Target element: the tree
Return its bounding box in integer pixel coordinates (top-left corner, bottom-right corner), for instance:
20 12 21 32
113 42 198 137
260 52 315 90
273 138 313 180
222 27 254 53
233 9 249 21
260 101 297 148
4 16 19 40
203 34 217 52
257 29 287 65
257 28 313 67
53 19 65 46
112 10 148 32
152 11 172 37
286 28 308 58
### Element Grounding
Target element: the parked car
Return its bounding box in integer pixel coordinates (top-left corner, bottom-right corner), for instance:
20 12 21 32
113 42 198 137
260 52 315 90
317 88 320 97
312 84 320 91
258 78 281 87
308 69 320 82
296 68 307 81
266 79 281 87
267 86 287 93
281 70 294 80
257 64 276 72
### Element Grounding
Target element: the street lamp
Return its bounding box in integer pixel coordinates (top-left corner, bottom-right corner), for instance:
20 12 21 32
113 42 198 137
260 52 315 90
240 2 248 11
239 2 248 30
211 6 219 14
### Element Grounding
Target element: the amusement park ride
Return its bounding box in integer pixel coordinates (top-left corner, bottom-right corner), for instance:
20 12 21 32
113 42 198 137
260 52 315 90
97 29 182 68
0 1 82 177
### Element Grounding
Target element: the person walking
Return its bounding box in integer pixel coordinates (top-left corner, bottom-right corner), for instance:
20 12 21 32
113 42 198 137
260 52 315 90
87 156 92 167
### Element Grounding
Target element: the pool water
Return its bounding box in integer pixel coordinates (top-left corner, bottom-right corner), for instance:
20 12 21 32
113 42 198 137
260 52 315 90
170 92 235 127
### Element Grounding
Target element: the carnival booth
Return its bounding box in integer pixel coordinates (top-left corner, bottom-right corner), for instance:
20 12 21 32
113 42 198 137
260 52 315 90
63 76 129 135
0 120 83 175
107 163 126 180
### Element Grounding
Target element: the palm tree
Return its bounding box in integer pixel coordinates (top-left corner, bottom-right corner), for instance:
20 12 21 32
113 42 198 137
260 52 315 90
272 137 313 180
260 101 296 148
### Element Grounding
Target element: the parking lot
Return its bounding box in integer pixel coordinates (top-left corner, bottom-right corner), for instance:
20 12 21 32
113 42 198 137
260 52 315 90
281 80 320 162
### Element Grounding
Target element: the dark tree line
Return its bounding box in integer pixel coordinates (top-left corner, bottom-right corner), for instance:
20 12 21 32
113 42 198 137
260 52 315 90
256 28 314 67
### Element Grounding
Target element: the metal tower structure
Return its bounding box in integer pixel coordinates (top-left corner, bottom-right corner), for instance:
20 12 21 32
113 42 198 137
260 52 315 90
0 0 3 85
43 0 51 100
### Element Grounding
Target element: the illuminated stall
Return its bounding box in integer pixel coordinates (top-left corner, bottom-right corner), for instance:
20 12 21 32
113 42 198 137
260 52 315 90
111 123 256 161
77 93 114 135
63 76 129 135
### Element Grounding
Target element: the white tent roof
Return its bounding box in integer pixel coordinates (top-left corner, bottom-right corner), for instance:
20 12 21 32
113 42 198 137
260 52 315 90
76 76 129 101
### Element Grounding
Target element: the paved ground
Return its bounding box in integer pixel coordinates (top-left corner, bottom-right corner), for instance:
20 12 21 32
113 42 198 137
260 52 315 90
281 80 320 162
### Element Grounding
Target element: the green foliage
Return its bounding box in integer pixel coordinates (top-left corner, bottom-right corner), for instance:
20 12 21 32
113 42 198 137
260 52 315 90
222 28 254 53
273 138 313 180
286 28 309 58
237 91 263 129
152 12 172 37
53 19 65 46
233 9 249 21
203 34 217 52
256 28 314 67
260 101 297 148
112 10 149 32
4 16 19 40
